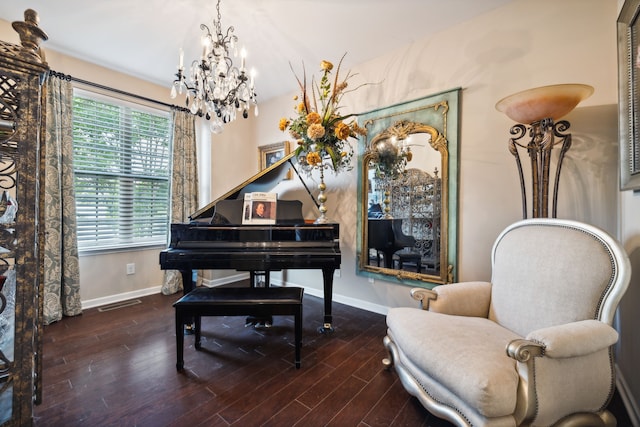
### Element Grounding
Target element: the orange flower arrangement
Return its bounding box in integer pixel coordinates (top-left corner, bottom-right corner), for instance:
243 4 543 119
279 54 367 173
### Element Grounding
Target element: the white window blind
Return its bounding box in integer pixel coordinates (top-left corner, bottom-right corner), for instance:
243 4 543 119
72 90 171 252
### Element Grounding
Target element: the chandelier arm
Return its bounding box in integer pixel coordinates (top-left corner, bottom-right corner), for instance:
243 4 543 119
171 0 257 131
200 24 212 37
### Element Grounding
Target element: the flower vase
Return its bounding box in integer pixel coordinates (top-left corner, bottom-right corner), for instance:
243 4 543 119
315 165 330 224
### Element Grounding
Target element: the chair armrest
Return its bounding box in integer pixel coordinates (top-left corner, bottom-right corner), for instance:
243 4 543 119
505 320 619 425
525 319 619 358
410 281 492 317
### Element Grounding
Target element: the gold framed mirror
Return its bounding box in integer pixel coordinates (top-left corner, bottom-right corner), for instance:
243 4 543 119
356 89 460 286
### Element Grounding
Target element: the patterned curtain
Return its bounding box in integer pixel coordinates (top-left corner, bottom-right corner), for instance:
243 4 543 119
42 74 82 324
162 110 198 295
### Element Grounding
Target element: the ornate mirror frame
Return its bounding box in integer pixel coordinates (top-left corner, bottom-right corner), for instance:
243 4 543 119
618 0 640 190
356 88 460 286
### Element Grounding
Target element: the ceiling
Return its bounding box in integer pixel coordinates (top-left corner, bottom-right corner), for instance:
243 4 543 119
0 0 515 102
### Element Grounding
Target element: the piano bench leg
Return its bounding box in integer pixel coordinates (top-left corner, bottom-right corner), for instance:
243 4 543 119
194 315 202 350
173 287 305 369
295 304 302 369
175 310 185 371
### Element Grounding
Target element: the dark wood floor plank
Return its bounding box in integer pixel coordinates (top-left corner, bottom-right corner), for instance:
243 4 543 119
32 287 632 427
295 331 382 409
227 361 333 426
354 348 391 384
325 368 398 426
262 399 310 427
296 375 368 426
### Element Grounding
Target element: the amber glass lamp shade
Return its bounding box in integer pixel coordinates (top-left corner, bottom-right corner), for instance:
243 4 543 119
495 83 593 219
495 83 594 124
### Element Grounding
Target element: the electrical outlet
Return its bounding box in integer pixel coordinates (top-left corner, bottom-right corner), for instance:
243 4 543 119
126 263 135 275
334 269 341 278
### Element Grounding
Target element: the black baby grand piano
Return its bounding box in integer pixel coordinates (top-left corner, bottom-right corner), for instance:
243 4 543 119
159 152 341 332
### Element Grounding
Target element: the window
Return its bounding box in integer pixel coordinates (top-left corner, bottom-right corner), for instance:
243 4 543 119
72 89 171 252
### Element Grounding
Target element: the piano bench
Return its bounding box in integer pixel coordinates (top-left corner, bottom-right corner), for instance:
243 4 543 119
173 286 304 371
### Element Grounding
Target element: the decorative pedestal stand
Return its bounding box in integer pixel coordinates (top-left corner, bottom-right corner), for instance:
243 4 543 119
315 164 330 224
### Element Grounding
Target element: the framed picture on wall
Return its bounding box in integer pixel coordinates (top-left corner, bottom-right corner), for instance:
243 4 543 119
258 141 291 178
618 0 640 190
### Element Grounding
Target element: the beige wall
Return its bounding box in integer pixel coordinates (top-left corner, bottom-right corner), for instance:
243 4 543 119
3 0 637 413
256 0 620 311
2 0 621 311
617 0 640 419
1 17 176 307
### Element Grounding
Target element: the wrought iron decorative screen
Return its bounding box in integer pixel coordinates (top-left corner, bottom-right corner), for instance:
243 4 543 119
0 14 49 424
0 68 19 427
389 169 441 270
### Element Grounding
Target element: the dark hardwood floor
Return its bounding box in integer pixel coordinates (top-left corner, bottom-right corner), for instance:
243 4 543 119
33 284 632 427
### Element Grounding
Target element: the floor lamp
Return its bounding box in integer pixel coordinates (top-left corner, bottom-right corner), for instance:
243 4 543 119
495 84 593 218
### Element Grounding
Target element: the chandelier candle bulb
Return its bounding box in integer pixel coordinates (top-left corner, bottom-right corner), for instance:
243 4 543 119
171 0 258 132
179 48 183 70
201 36 209 60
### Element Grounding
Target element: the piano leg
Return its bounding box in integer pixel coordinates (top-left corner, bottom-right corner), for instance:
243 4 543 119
180 269 195 334
181 269 196 293
319 267 335 333
247 271 273 328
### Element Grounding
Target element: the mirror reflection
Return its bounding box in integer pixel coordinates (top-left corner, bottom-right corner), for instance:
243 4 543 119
357 90 460 286
364 124 447 280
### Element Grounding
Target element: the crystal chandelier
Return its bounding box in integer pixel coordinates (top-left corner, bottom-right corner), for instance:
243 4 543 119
170 0 258 133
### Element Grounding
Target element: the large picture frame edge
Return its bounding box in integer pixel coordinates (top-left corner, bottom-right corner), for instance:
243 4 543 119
258 141 291 179
618 0 640 190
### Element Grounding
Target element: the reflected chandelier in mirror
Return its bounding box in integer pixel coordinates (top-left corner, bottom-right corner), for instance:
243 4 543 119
357 89 460 286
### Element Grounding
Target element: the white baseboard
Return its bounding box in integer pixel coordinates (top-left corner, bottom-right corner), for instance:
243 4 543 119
200 272 249 287
81 285 162 310
270 278 389 316
80 273 389 319
300 285 389 315
81 273 252 310
616 365 640 427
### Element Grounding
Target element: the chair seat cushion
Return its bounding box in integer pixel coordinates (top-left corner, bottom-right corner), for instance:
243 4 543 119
386 307 521 417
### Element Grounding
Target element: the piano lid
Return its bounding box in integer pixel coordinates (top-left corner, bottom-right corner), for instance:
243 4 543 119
190 151 319 221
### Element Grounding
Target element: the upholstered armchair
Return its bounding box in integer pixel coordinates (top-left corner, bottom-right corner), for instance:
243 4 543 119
383 219 630 427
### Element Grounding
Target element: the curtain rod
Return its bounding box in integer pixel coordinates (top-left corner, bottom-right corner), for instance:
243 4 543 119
48 69 189 112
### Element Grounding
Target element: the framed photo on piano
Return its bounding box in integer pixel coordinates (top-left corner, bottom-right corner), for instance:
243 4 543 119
259 141 291 179
243 192 277 225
